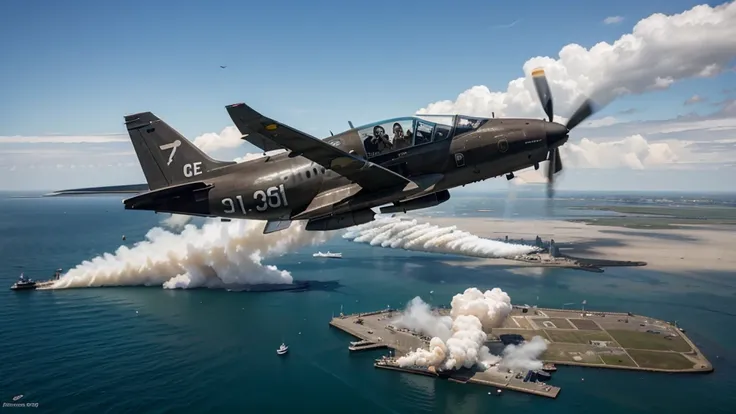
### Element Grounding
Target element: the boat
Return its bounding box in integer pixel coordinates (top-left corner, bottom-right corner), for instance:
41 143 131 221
276 343 289 355
10 273 37 291
313 251 342 259
542 363 557 372
10 269 63 291
534 370 552 381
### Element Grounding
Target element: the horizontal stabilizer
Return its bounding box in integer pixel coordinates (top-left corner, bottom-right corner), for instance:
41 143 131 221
123 181 213 210
44 184 149 197
263 220 292 234
225 103 412 192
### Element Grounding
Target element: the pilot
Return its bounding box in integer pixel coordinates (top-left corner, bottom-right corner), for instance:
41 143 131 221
392 123 410 150
370 125 393 153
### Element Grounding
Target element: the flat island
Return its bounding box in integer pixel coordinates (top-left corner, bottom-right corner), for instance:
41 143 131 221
329 305 712 399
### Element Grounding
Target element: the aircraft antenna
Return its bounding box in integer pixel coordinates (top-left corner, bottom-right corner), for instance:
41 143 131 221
348 121 354 129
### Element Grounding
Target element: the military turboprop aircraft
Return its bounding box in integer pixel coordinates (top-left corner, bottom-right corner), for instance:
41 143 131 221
49 68 598 233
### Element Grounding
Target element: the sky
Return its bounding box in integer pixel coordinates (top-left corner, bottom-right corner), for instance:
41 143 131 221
1 0 735 192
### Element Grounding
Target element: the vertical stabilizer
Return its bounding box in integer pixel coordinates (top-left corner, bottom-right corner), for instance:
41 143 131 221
124 112 235 190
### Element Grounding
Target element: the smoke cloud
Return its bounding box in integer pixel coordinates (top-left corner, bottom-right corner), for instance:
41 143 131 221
396 288 512 370
393 297 453 341
53 220 331 290
161 214 193 230
395 288 547 373
499 336 548 372
343 217 539 258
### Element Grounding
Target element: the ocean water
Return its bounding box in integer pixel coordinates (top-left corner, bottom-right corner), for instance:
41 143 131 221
1 192 734 413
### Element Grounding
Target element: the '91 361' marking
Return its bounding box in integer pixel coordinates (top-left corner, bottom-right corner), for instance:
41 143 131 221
221 184 288 215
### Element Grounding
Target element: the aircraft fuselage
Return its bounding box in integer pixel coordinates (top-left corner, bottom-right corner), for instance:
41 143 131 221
155 117 556 223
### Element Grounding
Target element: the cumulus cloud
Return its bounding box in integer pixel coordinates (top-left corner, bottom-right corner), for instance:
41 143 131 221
562 135 678 169
418 2 736 120
685 95 707 105
603 16 624 24
191 126 244 152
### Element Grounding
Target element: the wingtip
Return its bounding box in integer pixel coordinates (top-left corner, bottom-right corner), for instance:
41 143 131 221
226 103 245 108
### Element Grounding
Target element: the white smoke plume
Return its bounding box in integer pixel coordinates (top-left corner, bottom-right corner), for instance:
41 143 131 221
161 213 193 230
393 297 453 341
343 217 538 258
397 288 513 371
499 335 548 372
53 219 331 290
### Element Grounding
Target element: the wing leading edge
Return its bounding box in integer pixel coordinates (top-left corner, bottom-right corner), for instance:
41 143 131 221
225 103 414 192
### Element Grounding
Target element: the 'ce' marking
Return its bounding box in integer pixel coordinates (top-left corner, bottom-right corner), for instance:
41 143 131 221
183 162 202 177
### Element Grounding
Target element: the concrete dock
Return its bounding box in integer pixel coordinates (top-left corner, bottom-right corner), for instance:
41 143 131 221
330 310 561 399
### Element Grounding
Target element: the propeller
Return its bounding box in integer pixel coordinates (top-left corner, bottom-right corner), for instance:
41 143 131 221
530 68 599 204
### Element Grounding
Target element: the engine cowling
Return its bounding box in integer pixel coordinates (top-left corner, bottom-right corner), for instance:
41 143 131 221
305 208 375 231
379 190 451 214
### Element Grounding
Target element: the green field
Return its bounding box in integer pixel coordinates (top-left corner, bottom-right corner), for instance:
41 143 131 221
492 328 548 341
627 350 695 370
568 319 601 330
607 330 692 352
542 343 603 364
545 330 616 344
600 353 638 367
533 318 575 329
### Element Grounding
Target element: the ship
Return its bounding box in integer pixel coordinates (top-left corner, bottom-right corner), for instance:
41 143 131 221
313 251 342 259
276 343 289 355
542 363 557 372
10 269 62 291
10 273 37 291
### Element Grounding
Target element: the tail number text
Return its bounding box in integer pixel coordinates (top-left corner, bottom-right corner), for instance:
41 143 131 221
254 184 288 211
221 184 288 215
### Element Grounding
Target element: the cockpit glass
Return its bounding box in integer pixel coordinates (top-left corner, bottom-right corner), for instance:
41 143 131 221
359 118 415 158
455 116 488 135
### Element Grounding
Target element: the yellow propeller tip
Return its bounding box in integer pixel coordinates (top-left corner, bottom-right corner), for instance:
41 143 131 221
532 68 545 77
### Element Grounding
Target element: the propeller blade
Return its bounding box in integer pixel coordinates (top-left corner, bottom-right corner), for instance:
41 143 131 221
532 68 554 122
554 149 562 174
546 148 557 199
565 98 596 130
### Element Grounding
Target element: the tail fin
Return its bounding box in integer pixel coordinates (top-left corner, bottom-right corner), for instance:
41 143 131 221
124 112 235 190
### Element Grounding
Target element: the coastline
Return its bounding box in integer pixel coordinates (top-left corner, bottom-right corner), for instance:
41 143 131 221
420 217 734 273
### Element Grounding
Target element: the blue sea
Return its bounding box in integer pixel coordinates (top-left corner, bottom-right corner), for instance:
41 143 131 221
1 191 734 413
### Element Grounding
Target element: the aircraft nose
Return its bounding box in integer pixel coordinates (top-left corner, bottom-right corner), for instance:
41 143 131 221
545 122 569 148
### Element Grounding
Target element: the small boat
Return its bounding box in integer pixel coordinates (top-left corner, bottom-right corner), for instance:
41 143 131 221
10 273 36 291
277 343 289 355
313 251 342 259
542 363 557 372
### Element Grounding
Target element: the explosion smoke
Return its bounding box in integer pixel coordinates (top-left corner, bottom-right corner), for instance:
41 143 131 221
499 336 548 372
343 217 538 258
53 219 331 289
161 213 193 230
395 288 547 372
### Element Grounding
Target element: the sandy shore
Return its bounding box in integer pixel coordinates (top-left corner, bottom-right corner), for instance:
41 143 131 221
422 217 735 273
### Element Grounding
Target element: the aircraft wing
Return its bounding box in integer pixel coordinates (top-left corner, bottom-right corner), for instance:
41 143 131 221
227 105 289 152
226 103 413 192
241 132 286 152
44 184 149 197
